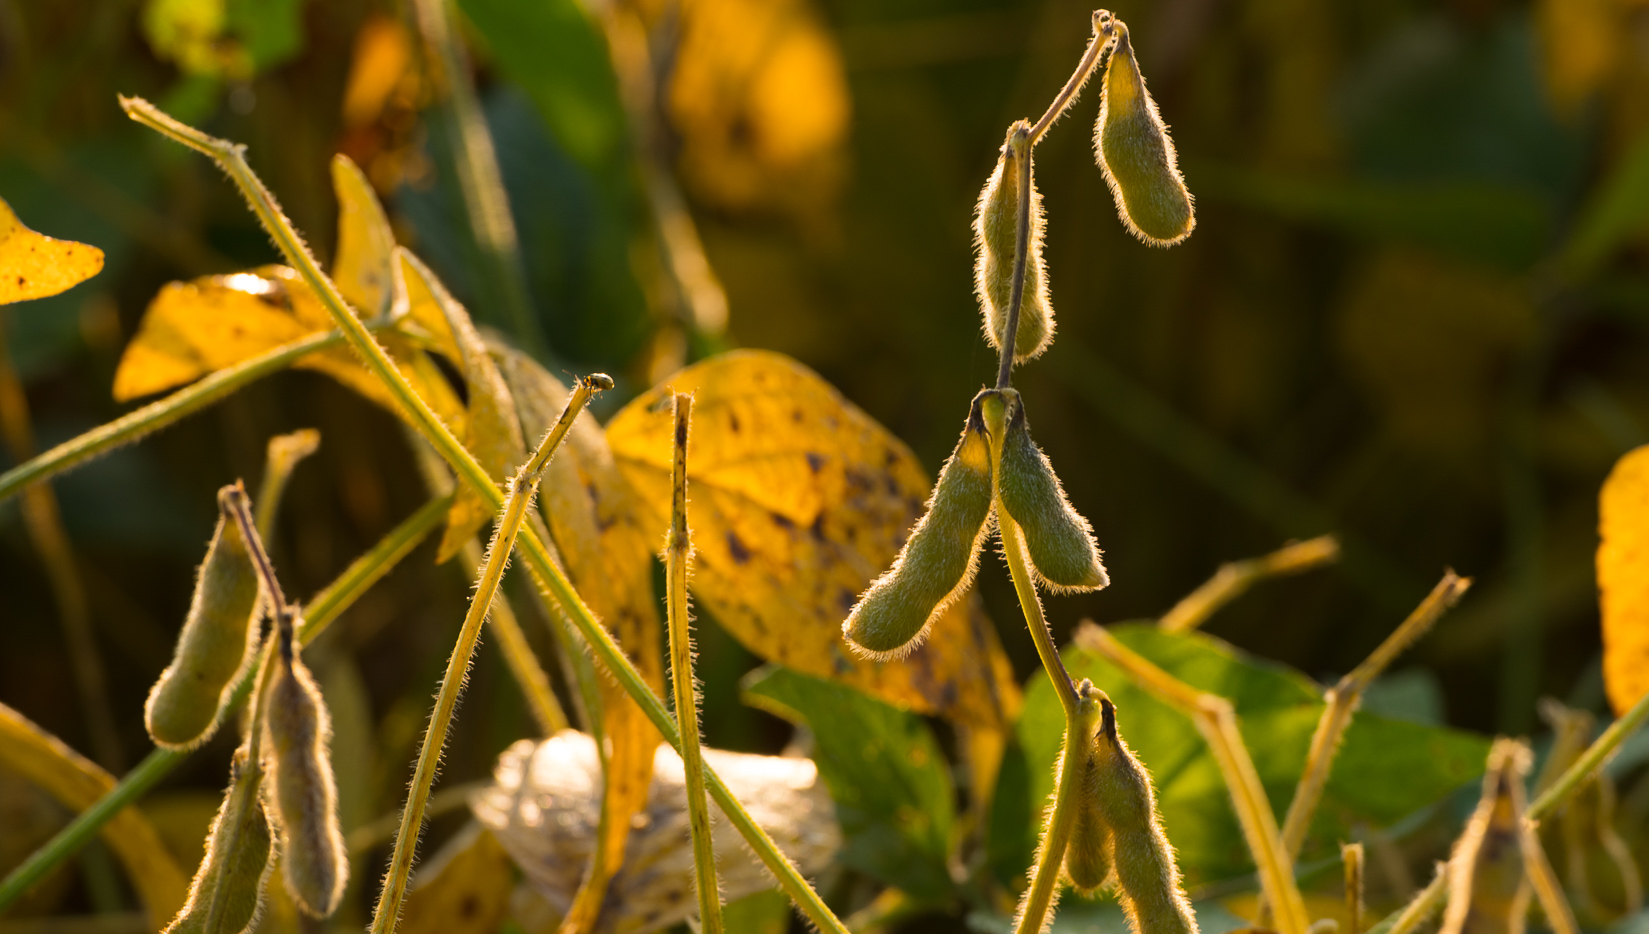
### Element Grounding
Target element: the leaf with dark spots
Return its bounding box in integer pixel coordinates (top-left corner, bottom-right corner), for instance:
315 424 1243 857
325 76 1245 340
727 529 752 563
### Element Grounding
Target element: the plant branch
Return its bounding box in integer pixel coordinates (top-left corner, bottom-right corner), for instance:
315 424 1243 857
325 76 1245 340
1012 690 1100 934
1530 683 1649 821
1028 12 1116 143
0 492 450 915
460 537 569 736
1074 622 1311 934
0 329 348 506
1367 865 1447 934
666 394 724 933
254 428 320 542
123 98 851 934
370 375 605 934
996 125 1033 392
1159 535 1340 633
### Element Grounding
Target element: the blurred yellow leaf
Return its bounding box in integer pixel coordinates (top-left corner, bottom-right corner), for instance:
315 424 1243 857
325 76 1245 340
399 824 515 934
668 0 850 216
0 196 104 305
0 702 188 930
342 16 413 130
331 155 397 318
394 250 527 562
1599 444 1649 716
1537 0 1622 116
605 350 1021 732
111 264 467 441
493 344 665 926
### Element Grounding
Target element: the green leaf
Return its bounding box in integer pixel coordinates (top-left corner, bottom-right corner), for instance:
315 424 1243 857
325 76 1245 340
1555 133 1649 281
990 623 1491 889
742 665 956 901
455 0 626 170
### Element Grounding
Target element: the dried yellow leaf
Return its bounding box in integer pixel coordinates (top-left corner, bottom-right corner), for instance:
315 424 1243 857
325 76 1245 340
398 824 513 934
330 155 397 318
0 196 104 304
606 350 1021 731
0 701 188 930
1600 444 1649 716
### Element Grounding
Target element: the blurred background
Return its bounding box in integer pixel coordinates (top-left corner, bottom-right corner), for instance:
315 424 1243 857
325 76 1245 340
2 0 1647 926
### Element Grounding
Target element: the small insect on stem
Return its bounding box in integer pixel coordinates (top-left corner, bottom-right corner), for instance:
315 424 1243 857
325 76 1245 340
665 392 725 934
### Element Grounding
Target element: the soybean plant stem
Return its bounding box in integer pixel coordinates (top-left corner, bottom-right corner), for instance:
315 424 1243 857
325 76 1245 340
371 375 605 934
0 329 351 506
0 493 450 915
1369 866 1448 934
1074 623 1311 934
1277 572 1468 861
996 126 1033 393
1343 843 1364 934
666 394 724 934
124 98 852 934
459 537 569 736
1012 714 1091 934
1530 683 1649 821
1000 513 1079 715
1159 535 1340 633
1028 12 1116 143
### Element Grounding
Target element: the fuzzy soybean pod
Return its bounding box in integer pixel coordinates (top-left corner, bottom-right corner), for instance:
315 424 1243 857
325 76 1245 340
1064 749 1114 894
167 747 273 934
263 643 348 918
843 393 995 659
1091 696 1199 934
996 393 1108 592
145 499 263 750
975 121 1054 363
1094 21 1194 246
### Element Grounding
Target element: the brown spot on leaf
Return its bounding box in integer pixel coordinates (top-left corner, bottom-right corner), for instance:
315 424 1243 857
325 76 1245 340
726 530 751 564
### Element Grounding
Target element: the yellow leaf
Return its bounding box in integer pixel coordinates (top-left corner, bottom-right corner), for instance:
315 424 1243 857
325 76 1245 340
395 250 526 562
0 702 188 930
341 16 413 130
331 155 397 318
0 196 104 305
605 350 1021 732
1600 444 1649 716
111 265 467 441
493 345 665 925
399 824 515 934
1537 0 1622 116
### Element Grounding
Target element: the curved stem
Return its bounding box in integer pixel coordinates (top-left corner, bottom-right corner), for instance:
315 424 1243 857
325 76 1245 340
1028 14 1114 143
124 98 851 934
1159 535 1340 634
370 376 602 934
1000 512 1078 716
0 329 346 505
667 394 724 933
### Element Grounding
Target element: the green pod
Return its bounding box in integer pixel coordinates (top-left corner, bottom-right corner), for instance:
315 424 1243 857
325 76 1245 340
974 121 1054 363
843 394 995 659
263 648 348 918
997 396 1108 592
1094 23 1195 246
167 747 273 934
145 503 263 750
1091 697 1198 934
1065 750 1114 894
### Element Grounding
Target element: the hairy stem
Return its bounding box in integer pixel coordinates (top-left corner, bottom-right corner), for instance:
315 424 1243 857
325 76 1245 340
460 537 569 736
125 98 851 934
1028 12 1115 143
1530 684 1649 821
666 394 724 933
0 329 347 506
996 126 1033 392
1012 712 1092 934
1343 842 1364 934
254 428 321 542
1368 866 1447 934
1158 535 1340 634
1075 623 1310 934
371 376 604 934
0 492 450 913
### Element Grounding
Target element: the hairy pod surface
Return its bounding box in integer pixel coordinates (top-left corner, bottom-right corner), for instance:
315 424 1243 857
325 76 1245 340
167 748 273 934
145 506 263 750
975 121 1053 362
843 394 995 658
1065 745 1114 894
996 394 1108 592
1095 23 1194 246
1443 742 1532 934
1091 697 1198 934
263 648 347 918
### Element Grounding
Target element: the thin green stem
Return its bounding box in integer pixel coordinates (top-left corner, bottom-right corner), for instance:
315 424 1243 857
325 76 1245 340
460 537 568 736
1027 13 1114 143
1000 514 1079 716
0 493 449 914
1011 703 1096 934
0 329 346 506
1159 535 1340 634
370 376 604 934
254 428 321 541
409 0 543 354
1530 683 1649 821
995 126 1033 392
1343 842 1364 934
1367 866 1446 934
125 99 850 934
667 394 723 933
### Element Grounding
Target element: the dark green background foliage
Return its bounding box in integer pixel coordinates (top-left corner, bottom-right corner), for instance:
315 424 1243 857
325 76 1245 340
2 0 1648 928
